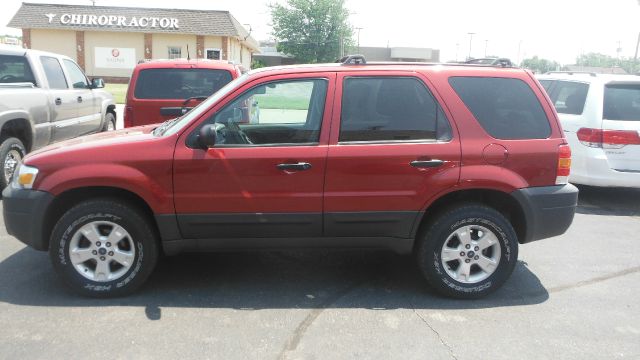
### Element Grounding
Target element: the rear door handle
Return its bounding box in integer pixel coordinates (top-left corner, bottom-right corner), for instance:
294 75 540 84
410 159 445 168
55 98 62 105
77 96 83 103
277 162 312 171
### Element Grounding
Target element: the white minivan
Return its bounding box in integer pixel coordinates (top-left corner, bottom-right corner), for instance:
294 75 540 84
538 72 640 188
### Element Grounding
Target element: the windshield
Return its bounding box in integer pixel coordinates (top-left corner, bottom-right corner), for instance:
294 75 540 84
160 73 249 136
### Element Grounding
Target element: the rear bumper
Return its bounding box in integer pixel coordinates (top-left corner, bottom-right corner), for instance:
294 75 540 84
2 187 53 251
571 149 640 188
511 184 579 244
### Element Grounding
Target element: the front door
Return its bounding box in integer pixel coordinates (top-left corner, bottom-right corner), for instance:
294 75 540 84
173 73 335 239
323 73 461 238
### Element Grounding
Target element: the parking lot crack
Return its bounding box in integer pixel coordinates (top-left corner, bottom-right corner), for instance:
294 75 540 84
409 305 459 360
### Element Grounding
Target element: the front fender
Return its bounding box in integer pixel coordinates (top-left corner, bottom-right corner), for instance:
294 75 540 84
36 163 173 214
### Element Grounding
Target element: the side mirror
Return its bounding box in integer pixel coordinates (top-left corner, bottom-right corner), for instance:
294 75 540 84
198 124 217 149
91 78 105 89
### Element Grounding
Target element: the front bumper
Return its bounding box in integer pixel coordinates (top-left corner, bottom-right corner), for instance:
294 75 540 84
2 186 54 251
511 184 579 244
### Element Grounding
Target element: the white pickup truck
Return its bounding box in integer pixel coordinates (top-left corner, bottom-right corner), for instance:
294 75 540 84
0 45 116 188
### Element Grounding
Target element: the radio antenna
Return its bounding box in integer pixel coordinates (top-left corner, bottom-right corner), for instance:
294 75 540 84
186 44 191 61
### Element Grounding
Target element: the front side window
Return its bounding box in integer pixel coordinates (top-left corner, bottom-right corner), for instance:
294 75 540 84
0 55 36 85
449 77 551 139
205 78 328 146
168 46 181 59
40 56 68 90
339 77 451 142
63 59 89 89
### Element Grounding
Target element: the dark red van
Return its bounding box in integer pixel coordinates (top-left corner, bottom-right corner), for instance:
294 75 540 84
124 59 244 127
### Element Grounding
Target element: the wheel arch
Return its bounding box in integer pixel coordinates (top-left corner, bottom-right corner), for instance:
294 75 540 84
0 117 34 152
414 188 527 248
42 186 160 251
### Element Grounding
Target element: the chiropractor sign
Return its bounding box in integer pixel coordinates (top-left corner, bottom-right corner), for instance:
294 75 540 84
45 13 179 30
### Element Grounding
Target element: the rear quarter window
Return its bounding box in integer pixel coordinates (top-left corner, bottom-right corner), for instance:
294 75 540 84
449 77 551 139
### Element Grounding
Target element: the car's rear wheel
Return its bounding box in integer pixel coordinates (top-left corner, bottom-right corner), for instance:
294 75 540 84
0 136 26 189
49 199 158 297
416 204 518 299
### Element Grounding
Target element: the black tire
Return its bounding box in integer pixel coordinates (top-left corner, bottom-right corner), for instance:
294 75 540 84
49 199 159 298
102 112 116 131
0 136 26 190
415 204 518 299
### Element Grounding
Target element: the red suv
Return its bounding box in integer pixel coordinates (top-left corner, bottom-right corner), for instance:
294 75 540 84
124 59 244 127
3 56 578 299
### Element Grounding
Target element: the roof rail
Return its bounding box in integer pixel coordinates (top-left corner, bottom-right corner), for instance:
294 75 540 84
544 71 597 77
338 54 367 65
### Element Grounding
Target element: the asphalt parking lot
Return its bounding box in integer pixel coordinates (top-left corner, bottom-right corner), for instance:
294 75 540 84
0 185 639 360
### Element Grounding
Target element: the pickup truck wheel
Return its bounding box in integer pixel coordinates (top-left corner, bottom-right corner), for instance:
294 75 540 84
103 112 116 131
416 204 518 299
0 137 26 189
49 199 159 298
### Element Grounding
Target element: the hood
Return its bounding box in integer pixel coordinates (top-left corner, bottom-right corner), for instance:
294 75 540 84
26 124 163 163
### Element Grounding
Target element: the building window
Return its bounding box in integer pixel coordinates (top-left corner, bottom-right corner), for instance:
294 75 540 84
206 48 221 60
168 46 181 59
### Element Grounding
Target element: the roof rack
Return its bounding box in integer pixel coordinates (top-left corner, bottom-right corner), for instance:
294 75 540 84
544 71 597 77
338 54 367 65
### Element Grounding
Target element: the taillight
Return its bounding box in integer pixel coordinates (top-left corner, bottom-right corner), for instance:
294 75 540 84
124 106 133 128
577 128 640 149
556 144 572 185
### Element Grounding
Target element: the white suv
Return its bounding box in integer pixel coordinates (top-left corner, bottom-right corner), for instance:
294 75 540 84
537 72 640 187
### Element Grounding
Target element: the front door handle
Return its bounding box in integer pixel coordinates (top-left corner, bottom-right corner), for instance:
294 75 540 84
410 159 445 168
77 96 83 103
277 162 312 171
55 97 62 105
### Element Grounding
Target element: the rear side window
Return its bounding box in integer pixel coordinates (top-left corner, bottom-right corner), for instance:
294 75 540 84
544 80 589 115
604 84 640 121
40 56 68 89
449 77 551 139
0 55 36 85
339 77 452 142
134 68 233 99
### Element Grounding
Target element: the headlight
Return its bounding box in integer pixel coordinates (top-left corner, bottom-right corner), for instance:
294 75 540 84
12 164 39 189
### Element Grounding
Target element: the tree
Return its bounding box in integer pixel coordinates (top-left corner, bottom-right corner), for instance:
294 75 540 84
270 0 353 63
521 56 560 74
575 52 637 74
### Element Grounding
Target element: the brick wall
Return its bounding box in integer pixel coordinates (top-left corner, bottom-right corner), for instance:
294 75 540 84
221 36 228 60
144 33 152 59
22 28 31 49
196 35 204 59
76 31 85 70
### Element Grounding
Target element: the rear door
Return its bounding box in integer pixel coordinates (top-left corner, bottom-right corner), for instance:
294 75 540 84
62 59 101 135
130 66 233 126
323 72 461 238
40 56 78 143
602 82 640 172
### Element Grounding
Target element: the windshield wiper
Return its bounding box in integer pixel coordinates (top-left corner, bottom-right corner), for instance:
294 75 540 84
153 117 179 136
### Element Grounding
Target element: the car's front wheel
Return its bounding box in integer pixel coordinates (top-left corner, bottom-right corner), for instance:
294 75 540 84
49 199 158 297
416 204 518 299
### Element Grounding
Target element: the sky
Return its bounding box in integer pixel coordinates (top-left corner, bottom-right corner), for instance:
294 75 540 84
2 0 639 65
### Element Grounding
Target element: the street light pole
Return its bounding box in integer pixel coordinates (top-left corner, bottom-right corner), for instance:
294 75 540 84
467 32 475 60
356 27 363 53
484 40 488 57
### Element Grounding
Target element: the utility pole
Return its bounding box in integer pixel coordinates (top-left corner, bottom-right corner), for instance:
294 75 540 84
355 27 363 53
467 32 475 60
455 43 459 62
634 32 640 73
484 40 488 57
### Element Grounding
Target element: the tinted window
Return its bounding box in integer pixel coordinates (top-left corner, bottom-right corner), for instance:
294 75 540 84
134 69 233 99
449 77 551 139
40 56 68 89
545 80 589 115
539 79 553 92
604 84 640 121
340 77 452 142
208 79 328 146
0 55 36 85
63 59 88 89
